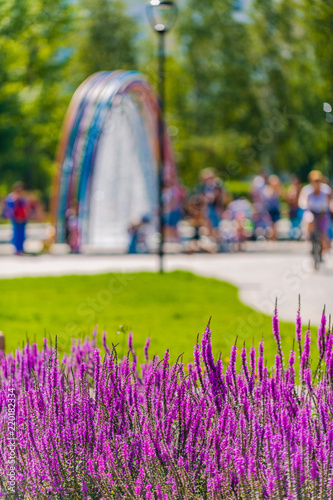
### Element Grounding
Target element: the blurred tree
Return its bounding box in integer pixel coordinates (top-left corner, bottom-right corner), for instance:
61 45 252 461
0 0 137 199
172 0 263 185
303 0 333 177
250 0 327 179
305 0 333 98
72 0 137 84
167 0 329 183
0 0 74 198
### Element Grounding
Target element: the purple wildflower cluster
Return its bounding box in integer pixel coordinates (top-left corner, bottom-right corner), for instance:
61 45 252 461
0 309 333 499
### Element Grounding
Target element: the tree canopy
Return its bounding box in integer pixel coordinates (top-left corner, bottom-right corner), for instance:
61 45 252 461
0 0 332 198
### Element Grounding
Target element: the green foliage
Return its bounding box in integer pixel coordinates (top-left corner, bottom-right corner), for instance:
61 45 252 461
0 0 74 195
306 0 333 96
0 0 332 195
249 0 328 177
0 0 137 197
165 0 330 183
167 0 261 183
71 0 137 85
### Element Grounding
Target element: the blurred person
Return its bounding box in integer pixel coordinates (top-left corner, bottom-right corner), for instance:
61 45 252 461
128 215 151 254
322 176 333 240
26 192 46 222
219 209 235 250
3 181 29 255
299 170 331 254
199 168 224 239
65 200 80 253
226 197 253 251
162 178 184 242
252 204 272 240
42 225 56 253
287 176 303 240
251 171 268 210
263 174 282 240
185 195 209 253
250 171 272 240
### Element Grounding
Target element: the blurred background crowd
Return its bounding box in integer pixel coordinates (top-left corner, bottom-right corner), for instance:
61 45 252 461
157 168 333 254
2 168 332 255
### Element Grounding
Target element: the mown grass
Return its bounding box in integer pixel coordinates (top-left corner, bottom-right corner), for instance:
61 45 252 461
0 271 298 364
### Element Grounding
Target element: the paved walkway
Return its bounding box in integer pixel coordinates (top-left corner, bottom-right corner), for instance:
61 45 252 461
0 242 331 326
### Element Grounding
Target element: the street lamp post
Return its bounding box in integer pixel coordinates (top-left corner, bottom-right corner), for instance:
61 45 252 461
323 102 333 180
146 0 178 273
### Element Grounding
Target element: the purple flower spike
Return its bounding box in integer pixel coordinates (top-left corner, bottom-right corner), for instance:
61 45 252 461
257 340 265 383
272 302 282 357
201 321 215 373
249 345 256 376
301 328 311 380
144 337 150 361
229 344 237 382
275 354 282 384
317 308 326 357
296 307 302 357
241 346 249 381
93 348 100 405
194 338 204 388
128 331 133 352
102 331 111 356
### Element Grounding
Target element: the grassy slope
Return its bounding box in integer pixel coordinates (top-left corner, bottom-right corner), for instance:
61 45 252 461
0 271 297 365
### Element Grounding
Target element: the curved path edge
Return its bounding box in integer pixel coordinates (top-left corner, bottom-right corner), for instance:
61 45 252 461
0 251 330 326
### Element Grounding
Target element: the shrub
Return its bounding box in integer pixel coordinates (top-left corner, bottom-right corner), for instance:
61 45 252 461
0 308 332 499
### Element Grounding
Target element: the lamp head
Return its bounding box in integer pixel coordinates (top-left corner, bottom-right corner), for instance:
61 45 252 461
146 0 178 33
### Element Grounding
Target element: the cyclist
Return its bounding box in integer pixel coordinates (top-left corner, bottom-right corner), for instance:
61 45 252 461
298 170 332 255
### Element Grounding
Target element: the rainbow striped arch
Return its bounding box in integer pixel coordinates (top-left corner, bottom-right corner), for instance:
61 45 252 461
53 70 177 252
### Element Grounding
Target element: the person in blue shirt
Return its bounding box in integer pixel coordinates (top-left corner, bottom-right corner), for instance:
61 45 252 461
3 182 29 255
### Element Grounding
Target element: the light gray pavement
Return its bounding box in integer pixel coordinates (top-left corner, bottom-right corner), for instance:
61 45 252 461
0 242 332 326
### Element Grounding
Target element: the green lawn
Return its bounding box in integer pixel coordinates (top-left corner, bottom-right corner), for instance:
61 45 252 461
0 271 297 365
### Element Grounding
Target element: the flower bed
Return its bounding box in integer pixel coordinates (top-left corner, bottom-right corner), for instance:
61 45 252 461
0 308 332 499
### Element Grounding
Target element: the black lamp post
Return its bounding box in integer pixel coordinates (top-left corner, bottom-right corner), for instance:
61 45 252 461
323 102 333 180
146 0 178 273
